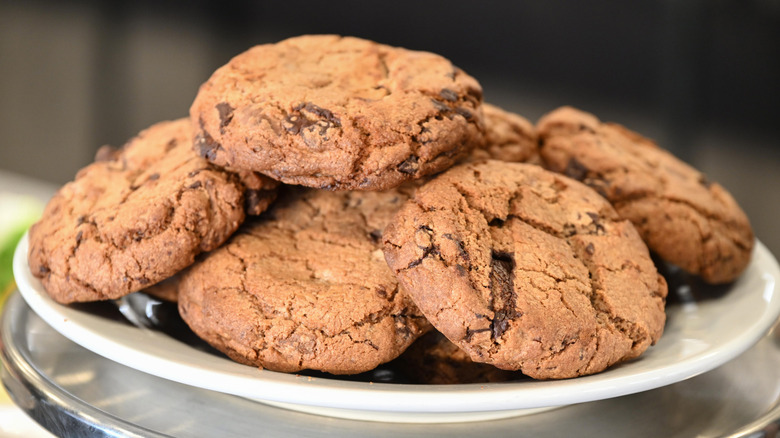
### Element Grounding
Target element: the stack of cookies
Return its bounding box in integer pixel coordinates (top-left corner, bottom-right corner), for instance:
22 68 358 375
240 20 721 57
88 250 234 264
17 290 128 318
27 35 754 382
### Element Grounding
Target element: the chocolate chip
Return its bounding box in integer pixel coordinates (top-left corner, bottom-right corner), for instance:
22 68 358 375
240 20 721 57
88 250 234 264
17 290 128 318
244 189 274 215
195 121 223 162
394 323 413 341
397 156 419 175
564 158 589 181
148 173 160 181
188 181 203 190
489 251 517 340
492 313 510 340
430 99 450 112
439 88 458 102
216 102 234 132
586 212 606 235
75 231 83 245
586 179 609 198
585 242 595 255
283 102 341 136
368 229 383 243
455 107 473 120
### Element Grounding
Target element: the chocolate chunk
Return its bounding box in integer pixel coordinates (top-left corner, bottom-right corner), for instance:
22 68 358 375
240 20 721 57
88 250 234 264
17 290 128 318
439 88 458 102
369 229 383 243
244 189 274 215
195 120 224 162
455 107 473 120
216 102 234 132
564 157 589 181
397 156 419 175
489 251 516 340
284 102 341 136
431 99 451 113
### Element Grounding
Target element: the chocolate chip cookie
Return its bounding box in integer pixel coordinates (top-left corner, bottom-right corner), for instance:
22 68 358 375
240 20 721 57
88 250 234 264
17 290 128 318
191 34 485 190
28 119 276 304
537 106 754 284
467 103 538 164
383 160 667 380
177 186 430 375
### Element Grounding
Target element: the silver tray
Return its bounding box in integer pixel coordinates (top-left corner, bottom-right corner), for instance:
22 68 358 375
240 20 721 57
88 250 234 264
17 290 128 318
3 290 780 437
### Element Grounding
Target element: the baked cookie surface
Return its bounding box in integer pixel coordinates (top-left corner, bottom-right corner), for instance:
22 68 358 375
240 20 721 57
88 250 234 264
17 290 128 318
383 161 667 379
537 106 754 284
191 34 485 190
177 186 430 375
467 103 537 164
27 119 272 304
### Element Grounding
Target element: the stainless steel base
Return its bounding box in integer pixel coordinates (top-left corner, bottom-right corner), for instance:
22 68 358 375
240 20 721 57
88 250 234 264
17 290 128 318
3 290 780 437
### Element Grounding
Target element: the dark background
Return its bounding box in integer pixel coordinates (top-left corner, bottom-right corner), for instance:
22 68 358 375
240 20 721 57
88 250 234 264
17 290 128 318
1 0 778 253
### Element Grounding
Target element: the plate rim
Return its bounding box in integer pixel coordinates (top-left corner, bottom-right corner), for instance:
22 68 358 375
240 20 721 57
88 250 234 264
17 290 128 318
13 232 780 413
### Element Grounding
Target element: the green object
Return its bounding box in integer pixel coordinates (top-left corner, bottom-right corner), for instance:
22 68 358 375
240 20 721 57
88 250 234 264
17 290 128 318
0 195 42 299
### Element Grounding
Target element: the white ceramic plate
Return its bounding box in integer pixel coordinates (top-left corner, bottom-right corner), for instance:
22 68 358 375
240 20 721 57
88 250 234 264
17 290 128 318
13 233 780 423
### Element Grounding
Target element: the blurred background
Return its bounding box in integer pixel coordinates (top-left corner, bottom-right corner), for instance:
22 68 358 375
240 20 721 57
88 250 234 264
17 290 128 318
1 0 778 254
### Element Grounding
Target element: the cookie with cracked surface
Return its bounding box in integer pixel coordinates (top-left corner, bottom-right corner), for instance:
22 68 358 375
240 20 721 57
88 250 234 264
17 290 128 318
537 106 753 284
466 103 538 164
191 34 485 191
27 118 277 304
397 330 520 384
383 160 668 380
177 186 431 375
